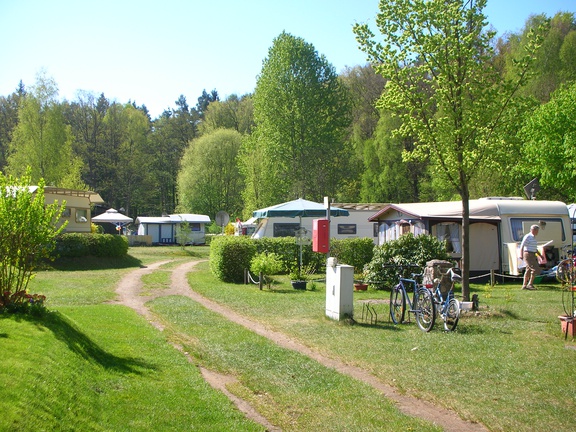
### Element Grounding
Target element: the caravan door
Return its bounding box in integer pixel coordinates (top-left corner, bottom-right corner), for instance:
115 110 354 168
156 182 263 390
469 223 499 272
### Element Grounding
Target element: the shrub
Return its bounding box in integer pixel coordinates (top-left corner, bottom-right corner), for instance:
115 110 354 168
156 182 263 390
55 233 91 257
88 234 128 257
363 233 449 289
250 252 283 288
254 237 327 273
54 233 128 258
331 238 375 274
0 172 66 314
210 236 257 283
255 237 299 272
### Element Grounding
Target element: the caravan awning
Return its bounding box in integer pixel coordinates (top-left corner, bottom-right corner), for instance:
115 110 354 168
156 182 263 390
368 198 569 222
252 198 349 218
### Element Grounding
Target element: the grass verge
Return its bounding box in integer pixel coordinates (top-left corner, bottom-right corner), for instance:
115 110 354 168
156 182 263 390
187 261 576 431
6 245 575 431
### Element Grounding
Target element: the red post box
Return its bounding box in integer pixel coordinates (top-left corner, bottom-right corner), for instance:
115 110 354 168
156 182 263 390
313 218 330 253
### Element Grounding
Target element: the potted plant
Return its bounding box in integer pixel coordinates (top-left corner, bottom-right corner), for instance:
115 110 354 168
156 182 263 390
289 263 315 290
354 266 369 291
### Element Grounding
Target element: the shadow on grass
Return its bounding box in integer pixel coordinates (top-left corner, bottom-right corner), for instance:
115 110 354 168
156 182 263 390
265 288 312 294
3 312 156 374
354 321 402 331
455 324 488 335
45 254 144 271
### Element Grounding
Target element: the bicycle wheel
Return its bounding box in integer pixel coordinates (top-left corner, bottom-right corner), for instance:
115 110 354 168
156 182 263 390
556 259 574 284
390 284 406 324
414 288 436 332
443 298 460 331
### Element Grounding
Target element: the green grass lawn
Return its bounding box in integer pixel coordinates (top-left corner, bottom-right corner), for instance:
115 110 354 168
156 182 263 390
187 260 576 431
3 245 575 431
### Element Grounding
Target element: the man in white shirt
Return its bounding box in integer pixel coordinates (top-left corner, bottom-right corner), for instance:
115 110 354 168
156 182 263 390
520 224 541 290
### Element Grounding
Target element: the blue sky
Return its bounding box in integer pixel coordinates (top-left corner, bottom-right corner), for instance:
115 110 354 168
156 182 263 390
1 0 574 118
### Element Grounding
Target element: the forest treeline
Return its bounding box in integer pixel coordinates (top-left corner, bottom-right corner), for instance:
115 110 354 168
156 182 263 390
1 10 575 222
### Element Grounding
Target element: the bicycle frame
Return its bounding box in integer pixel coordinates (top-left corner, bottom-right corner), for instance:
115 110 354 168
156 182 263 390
389 265 436 332
430 267 461 331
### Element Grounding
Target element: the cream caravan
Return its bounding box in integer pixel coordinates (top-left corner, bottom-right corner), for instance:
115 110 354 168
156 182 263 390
250 203 385 243
369 198 571 276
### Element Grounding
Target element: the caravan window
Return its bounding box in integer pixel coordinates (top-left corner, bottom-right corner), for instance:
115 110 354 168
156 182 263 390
75 209 88 223
338 224 357 235
510 218 566 242
435 223 461 253
273 223 300 237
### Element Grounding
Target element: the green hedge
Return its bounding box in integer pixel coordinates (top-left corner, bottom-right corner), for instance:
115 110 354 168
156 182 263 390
210 236 375 283
331 237 375 274
210 236 257 283
54 233 128 258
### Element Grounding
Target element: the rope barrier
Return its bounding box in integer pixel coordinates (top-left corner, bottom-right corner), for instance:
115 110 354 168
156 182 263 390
245 269 260 285
245 269 530 287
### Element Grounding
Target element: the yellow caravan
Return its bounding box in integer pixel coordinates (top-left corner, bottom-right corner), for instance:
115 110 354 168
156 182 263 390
40 186 105 233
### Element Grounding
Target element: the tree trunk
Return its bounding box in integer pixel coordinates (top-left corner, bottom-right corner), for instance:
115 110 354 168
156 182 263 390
461 190 471 302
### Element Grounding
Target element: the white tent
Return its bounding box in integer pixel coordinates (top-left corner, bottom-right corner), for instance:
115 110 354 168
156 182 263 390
92 208 133 233
92 208 133 224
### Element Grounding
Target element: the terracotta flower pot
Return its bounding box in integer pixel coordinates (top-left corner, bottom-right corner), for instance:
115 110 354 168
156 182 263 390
354 283 368 291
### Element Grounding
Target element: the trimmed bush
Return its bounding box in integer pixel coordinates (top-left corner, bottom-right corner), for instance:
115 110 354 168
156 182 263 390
88 234 128 257
363 233 449 289
54 233 91 257
210 236 257 283
54 233 128 258
331 238 375 273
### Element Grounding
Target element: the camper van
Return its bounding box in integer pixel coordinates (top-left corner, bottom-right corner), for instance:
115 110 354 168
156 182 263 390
250 203 385 243
135 214 210 245
369 198 571 276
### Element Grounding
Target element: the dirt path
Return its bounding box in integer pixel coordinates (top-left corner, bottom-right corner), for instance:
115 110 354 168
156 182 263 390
115 259 487 432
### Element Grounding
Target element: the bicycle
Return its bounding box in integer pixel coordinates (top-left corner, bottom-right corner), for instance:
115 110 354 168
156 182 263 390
556 248 576 285
429 267 461 332
555 246 576 318
389 264 436 332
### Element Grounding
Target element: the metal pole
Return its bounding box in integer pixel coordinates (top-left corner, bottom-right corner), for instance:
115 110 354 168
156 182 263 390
324 196 331 259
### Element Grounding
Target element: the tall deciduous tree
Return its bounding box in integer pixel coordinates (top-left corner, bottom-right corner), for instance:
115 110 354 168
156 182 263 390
66 91 109 190
177 129 244 218
520 82 576 202
241 31 351 211
199 94 254 135
339 65 386 201
354 0 543 300
92 102 152 216
499 12 576 103
361 111 431 203
0 81 25 172
7 72 85 188
148 95 198 214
